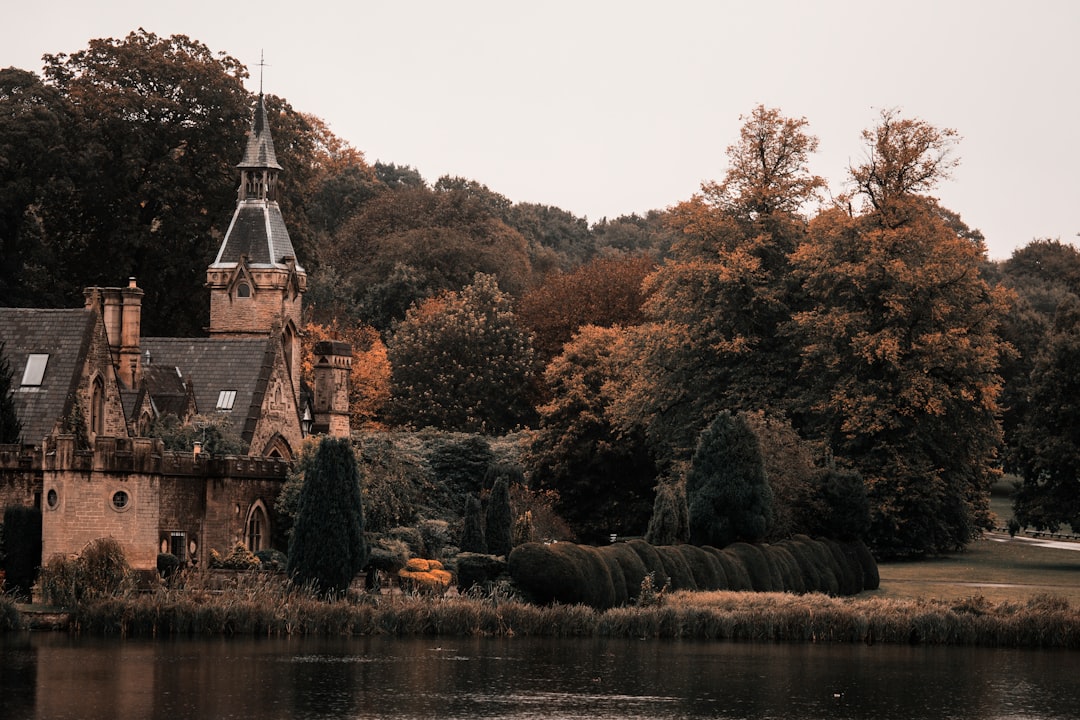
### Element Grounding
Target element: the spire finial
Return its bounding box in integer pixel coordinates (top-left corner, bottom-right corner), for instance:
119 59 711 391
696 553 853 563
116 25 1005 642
257 50 269 95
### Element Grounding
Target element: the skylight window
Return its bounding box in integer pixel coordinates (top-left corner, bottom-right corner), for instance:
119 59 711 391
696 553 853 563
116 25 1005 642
216 390 236 410
21 354 49 386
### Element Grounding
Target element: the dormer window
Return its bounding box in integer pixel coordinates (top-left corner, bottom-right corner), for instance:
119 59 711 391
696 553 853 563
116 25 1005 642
236 282 251 299
21 353 48 386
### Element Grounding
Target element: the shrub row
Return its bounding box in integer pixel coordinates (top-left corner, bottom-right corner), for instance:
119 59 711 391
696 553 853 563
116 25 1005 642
508 536 878 610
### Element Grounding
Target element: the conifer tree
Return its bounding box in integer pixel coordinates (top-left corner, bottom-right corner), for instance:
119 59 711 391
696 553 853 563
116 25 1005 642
460 494 487 554
645 477 689 545
287 437 368 595
686 411 774 547
484 470 514 557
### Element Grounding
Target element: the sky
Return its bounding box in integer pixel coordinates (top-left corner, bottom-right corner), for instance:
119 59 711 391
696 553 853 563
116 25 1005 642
3 0 1077 260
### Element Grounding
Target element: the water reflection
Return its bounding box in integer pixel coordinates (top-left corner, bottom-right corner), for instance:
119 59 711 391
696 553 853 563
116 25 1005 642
1 632 1078 719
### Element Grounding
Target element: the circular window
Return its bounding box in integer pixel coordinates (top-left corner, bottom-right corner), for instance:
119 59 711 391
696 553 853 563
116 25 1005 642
112 490 130 511
47 489 58 509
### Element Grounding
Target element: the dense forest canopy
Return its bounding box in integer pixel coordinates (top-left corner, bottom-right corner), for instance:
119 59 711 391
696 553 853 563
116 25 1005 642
3 31 1079 557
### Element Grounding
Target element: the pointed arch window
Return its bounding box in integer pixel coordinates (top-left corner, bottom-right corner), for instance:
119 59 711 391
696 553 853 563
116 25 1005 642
246 502 269 553
91 376 106 435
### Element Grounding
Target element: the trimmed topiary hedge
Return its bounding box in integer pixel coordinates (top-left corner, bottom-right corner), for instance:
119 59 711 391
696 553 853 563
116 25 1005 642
508 537 879 610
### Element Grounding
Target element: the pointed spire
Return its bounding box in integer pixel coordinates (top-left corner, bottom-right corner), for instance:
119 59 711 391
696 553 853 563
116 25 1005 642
239 94 282 171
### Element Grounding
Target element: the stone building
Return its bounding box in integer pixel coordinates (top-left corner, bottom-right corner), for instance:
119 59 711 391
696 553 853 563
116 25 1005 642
0 95 351 572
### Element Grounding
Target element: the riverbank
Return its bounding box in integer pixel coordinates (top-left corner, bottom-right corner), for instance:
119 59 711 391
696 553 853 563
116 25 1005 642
4 579 1079 649
5 527 1078 648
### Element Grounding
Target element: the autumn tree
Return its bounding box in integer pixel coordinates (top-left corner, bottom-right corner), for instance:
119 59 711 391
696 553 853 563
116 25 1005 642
287 437 368 595
518 255 655 362
686 411 774 547
386 273 537 433
528 325 656 543
790 110 1010 557
302 320 391 429
614 106 824 465
1009 296 1080 533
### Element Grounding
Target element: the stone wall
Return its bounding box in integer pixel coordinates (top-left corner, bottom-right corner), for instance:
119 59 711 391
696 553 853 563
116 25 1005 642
2 435 288 572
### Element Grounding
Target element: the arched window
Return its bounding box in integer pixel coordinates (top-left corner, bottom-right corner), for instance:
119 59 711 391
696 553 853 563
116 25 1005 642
236 282 251 299
91 376 105 436
282 324 296 380
245 501 269 553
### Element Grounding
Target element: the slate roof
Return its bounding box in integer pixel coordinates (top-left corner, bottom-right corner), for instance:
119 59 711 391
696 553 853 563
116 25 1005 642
214 202 298 267
0 308 96 445
141 364 194 418
238 94 282 170
211 93 300 271
140 336 277 450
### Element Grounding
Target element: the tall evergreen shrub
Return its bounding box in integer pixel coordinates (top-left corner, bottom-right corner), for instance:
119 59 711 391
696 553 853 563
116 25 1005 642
287 437 368 596
686 411 774 547
485 473 513 557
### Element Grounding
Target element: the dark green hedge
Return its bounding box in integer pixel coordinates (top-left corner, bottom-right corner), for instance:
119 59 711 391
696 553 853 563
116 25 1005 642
508 536 879 610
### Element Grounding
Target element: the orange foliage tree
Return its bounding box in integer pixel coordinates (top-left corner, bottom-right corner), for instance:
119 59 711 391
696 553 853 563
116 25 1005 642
301 320 390 429
518 254 656 362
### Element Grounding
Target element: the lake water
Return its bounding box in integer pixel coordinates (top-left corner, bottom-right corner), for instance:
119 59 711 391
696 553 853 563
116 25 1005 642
1 632 1078 719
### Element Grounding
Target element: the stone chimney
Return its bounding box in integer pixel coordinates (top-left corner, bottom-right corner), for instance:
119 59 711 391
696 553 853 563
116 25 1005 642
312 340 352 438
84 280 143 389
119 278 144 388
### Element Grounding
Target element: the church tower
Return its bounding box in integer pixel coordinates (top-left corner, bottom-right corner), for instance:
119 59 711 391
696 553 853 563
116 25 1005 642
207 94 305 390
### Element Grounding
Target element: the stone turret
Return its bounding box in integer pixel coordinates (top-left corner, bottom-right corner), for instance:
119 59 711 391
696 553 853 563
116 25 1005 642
206 94 305 395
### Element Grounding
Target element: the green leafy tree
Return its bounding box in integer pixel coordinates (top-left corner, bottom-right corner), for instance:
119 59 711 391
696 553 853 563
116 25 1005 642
994 239 1080 474
1010 296 1080 533
686 411 774 547
529 325 656 542
790 110 1010 557
386 273 537 433
0 342 22 444
287 437 368 595
39 30 252 336
0 68 69 308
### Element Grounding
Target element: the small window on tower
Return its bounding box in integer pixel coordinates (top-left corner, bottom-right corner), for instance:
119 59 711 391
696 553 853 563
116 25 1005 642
236 282 251 298
216 390 236 410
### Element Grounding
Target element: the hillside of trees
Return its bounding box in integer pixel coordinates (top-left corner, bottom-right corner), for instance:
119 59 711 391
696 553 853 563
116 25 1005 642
3 31 1079 559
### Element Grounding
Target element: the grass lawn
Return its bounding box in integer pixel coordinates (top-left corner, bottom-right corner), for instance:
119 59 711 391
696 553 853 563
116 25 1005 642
872 476 1080 605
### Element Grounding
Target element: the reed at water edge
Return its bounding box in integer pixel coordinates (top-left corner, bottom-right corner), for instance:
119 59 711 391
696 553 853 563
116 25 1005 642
23 570 1078 648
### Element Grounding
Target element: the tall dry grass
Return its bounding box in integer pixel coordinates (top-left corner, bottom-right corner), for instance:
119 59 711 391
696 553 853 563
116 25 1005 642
57 567 1080 648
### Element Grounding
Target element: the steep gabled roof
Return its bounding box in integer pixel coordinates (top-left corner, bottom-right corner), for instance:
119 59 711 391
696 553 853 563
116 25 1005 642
140 336 277 452
0 308 96 445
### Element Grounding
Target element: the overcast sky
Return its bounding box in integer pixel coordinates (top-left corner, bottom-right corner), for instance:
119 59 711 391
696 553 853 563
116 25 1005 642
4 1 1077 260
